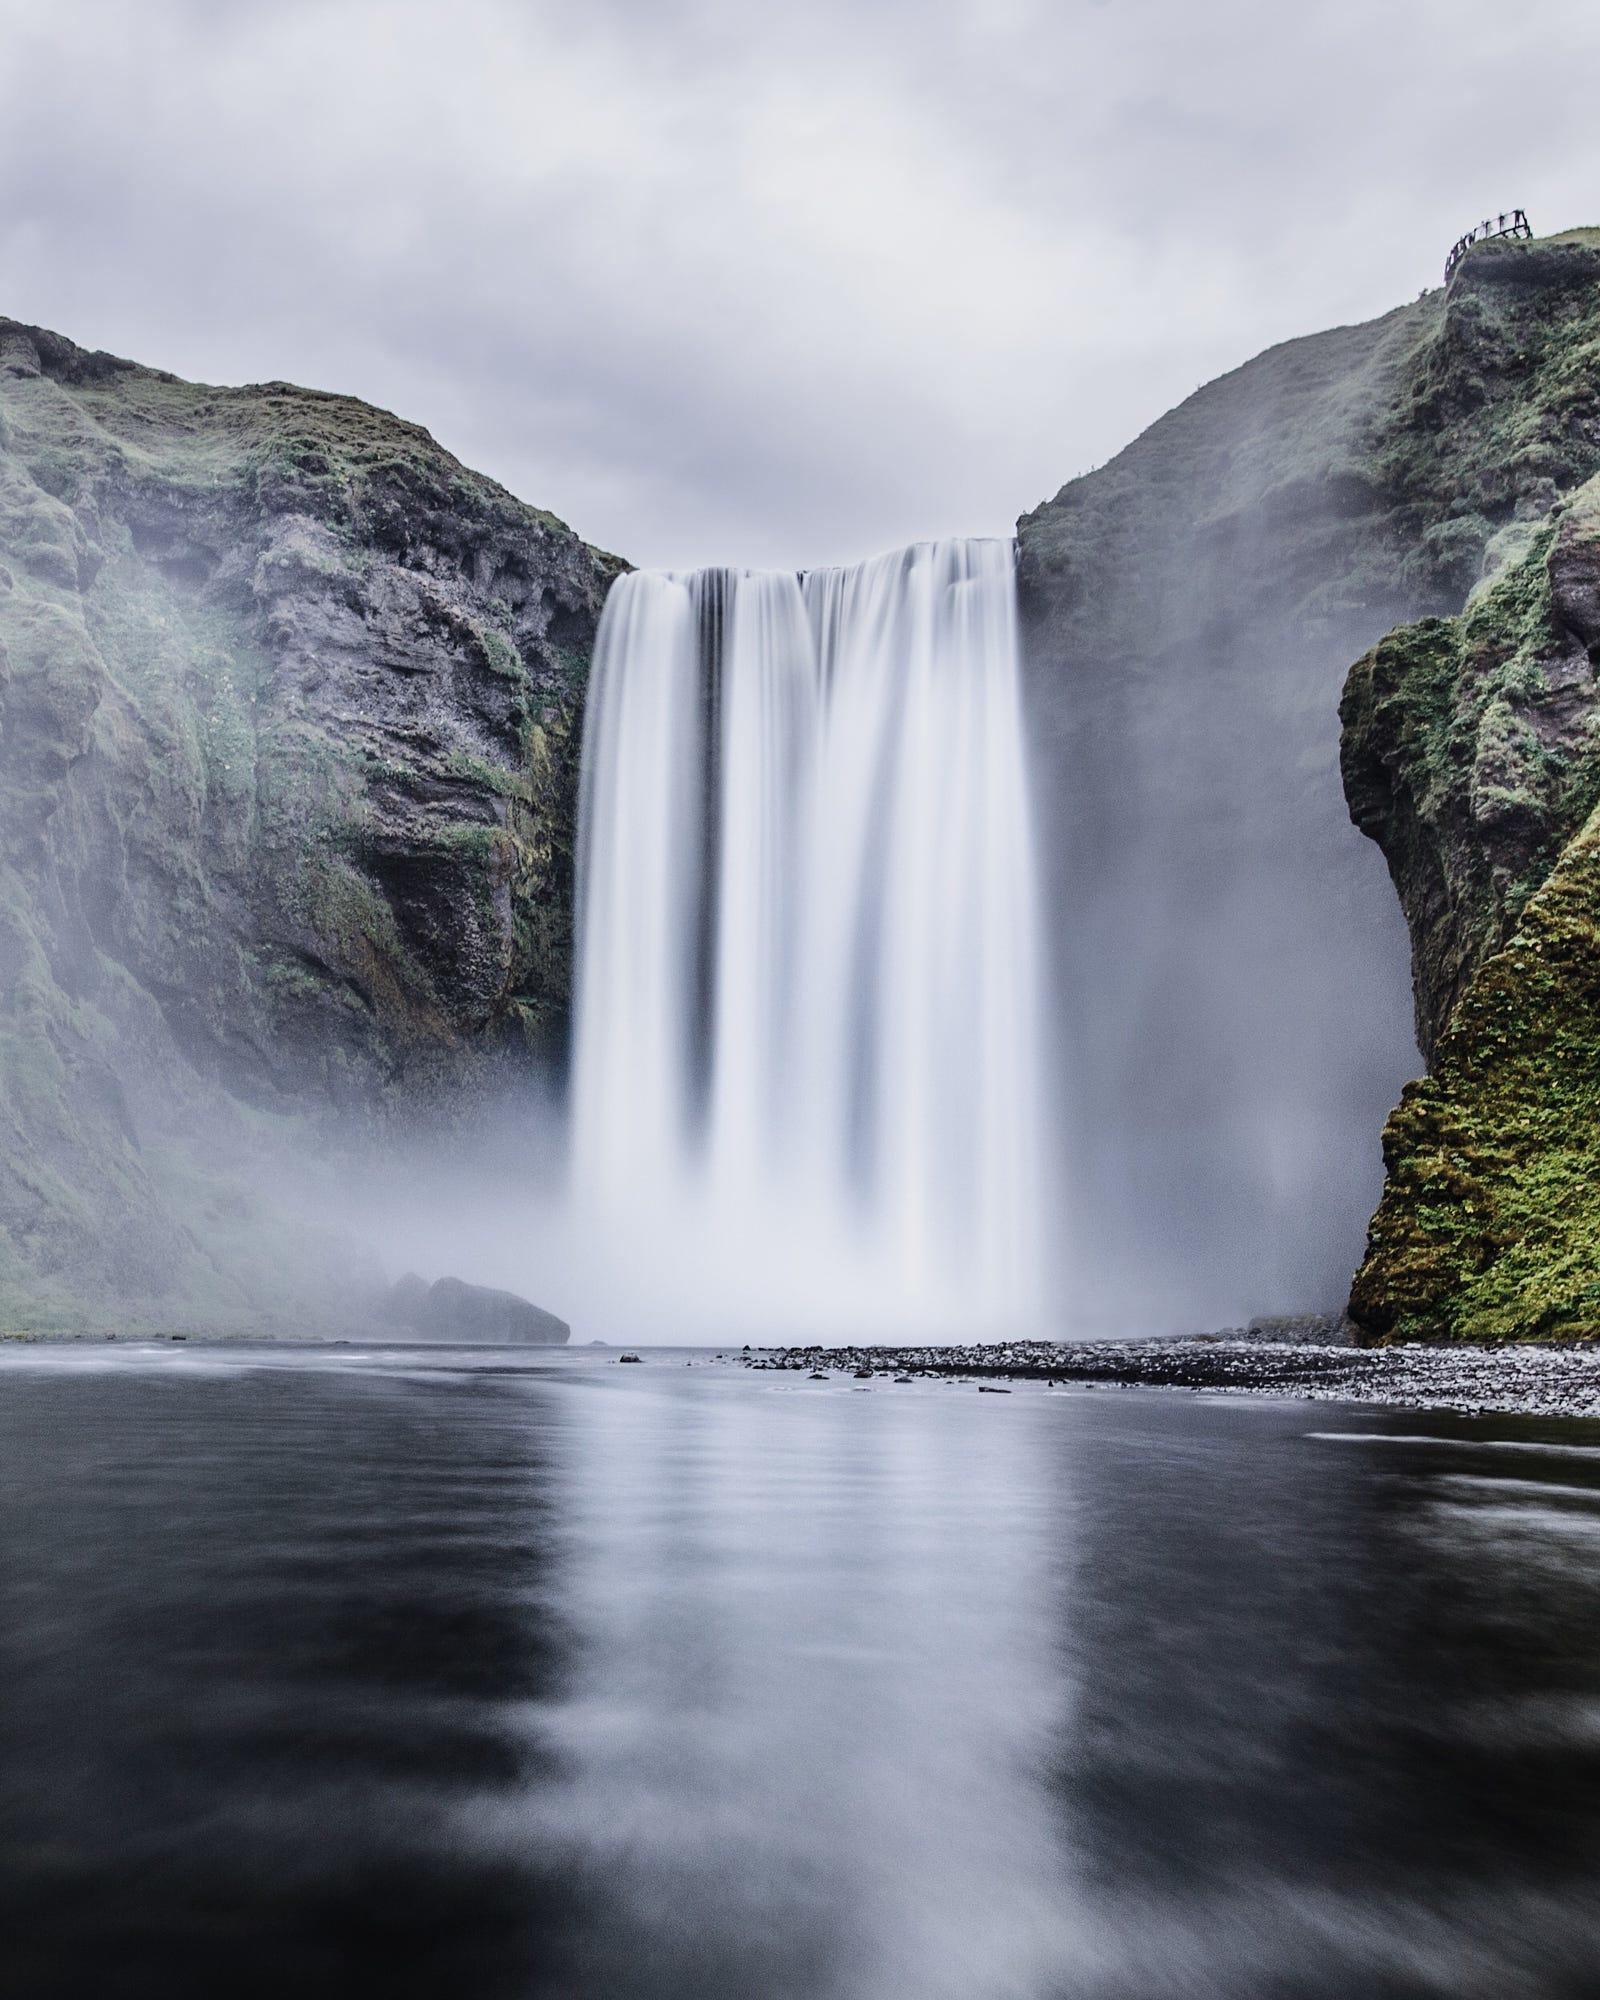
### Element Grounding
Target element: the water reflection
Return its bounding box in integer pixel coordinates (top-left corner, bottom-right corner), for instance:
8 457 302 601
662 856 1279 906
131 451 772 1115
0 1359 573 1998
523 1369 1077 2000
4 1351 1600 1997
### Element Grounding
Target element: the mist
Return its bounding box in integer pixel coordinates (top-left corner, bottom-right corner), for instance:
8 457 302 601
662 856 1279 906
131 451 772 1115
1017 308 1434 1333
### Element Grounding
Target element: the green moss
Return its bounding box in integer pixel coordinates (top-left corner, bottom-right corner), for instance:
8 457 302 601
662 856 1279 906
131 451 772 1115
475 623 522 680
441 747 530 800
1353 804 1600 1341
1347 473 1600 1342
1342 484 1600 1058
0 309 612 1332
1033 228 1600 642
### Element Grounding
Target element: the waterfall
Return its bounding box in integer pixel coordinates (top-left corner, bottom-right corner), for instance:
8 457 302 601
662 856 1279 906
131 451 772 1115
570 538 1051 1339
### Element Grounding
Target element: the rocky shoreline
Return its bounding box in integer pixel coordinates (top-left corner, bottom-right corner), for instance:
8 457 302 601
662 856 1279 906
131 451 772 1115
745 1329 1600 1421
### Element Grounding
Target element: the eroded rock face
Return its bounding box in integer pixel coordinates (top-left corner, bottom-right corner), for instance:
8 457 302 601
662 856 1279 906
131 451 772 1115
1338 232 1600 1342
1342 484 1600 1061
1345 480 1600 1342
0 316 620 1330
1018 226 1600 1332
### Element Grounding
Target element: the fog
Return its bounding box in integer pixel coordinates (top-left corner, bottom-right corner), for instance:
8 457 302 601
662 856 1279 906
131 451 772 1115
7 0 1558 1341
301 498 1419 1348
1020 433 1425 1334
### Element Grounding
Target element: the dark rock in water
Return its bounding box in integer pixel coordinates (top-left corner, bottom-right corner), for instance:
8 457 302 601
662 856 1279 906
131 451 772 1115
619 1353 642 1364
388 1273 568 1345
760 1331 1600 1420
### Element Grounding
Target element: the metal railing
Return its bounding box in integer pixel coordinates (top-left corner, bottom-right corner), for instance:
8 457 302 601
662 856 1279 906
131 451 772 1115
1444 209 1532 284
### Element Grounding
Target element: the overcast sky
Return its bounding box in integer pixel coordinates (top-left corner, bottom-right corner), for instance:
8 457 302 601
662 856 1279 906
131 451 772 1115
3 0 1598 570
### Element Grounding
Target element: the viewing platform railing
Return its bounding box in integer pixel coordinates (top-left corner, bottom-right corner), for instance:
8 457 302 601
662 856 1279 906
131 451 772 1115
1444 209 1532 284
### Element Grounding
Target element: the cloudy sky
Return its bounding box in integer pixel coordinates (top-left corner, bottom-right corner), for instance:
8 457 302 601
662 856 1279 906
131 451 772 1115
3 0 1598 569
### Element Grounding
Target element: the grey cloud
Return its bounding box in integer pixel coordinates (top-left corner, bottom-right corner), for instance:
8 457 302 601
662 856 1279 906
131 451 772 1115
2 0 1599 567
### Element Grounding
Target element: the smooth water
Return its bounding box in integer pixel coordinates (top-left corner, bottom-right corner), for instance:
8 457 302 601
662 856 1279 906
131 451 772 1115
570 540 1050 1339
7 1346 1600 1998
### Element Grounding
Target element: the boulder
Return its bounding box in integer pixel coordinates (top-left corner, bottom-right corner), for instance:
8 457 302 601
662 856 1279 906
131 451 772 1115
386 1273 569 1345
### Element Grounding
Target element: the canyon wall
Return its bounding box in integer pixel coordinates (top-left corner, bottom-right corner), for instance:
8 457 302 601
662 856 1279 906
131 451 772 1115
0 317 618 1331
10 225 1600 1342
1018 227 1600 1332
1339 231 1600 1340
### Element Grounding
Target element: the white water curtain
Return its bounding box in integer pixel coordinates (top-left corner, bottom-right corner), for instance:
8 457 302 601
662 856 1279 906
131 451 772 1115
571 539 1050 1339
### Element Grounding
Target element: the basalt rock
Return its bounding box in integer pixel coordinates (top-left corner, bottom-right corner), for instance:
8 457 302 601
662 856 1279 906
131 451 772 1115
1342 480 1600 1061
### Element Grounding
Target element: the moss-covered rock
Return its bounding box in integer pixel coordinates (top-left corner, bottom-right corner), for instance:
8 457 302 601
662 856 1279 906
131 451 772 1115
0 314 621 1332
1342 479 1600 1056
1337 237 1600 1342
1022 231 1600 679
1351 800 1600 1342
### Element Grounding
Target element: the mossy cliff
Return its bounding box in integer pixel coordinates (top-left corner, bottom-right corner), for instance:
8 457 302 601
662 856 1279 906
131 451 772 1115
0 316 620 1332
1339 231 1600 1341
1017 225 1600 1329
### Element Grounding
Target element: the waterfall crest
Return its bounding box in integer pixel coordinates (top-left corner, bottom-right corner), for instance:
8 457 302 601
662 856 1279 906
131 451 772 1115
571 538 1051 1338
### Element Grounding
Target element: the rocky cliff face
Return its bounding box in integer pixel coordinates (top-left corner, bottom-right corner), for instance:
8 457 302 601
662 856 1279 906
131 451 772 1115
14 231 1600 1344
0 317 619 1332
1339 233 1600 1339
1343 485 1600 1061
1018 225 1600 1333
1015 281 1439 1326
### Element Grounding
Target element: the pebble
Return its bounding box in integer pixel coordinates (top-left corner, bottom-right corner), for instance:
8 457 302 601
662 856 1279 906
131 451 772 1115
733 1335 1600 1419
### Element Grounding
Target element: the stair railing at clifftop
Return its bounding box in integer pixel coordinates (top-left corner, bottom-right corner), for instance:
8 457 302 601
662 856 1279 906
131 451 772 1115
1444 209 1533 285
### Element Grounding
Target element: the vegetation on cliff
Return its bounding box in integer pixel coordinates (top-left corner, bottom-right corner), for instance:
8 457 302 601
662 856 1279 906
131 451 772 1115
1012 218 1600 1318
0 316 618 1331
1340 232 1600 1342
1022 231 1600 664
1342 480 1600 1055
1017 222 1600 1334
1351 800 1600 1342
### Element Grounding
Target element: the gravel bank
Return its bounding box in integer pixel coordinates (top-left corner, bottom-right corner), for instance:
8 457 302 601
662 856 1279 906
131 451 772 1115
745 1336 1600 1420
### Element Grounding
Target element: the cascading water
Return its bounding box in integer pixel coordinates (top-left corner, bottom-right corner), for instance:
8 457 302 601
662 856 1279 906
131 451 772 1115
570 537 1052 1339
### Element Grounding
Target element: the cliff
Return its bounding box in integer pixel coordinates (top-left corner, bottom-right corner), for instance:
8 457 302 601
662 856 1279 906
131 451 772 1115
0 317 619 1333
1018 225 1600 1333
1340 231 1600 1339
1015 272 1441 1324
14 226 1600 1345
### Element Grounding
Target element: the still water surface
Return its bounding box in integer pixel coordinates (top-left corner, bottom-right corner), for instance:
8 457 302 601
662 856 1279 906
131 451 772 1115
4 1346 1600 1998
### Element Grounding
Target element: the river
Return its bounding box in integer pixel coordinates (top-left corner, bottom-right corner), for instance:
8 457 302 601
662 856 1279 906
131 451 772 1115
3 1344 1599 1998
